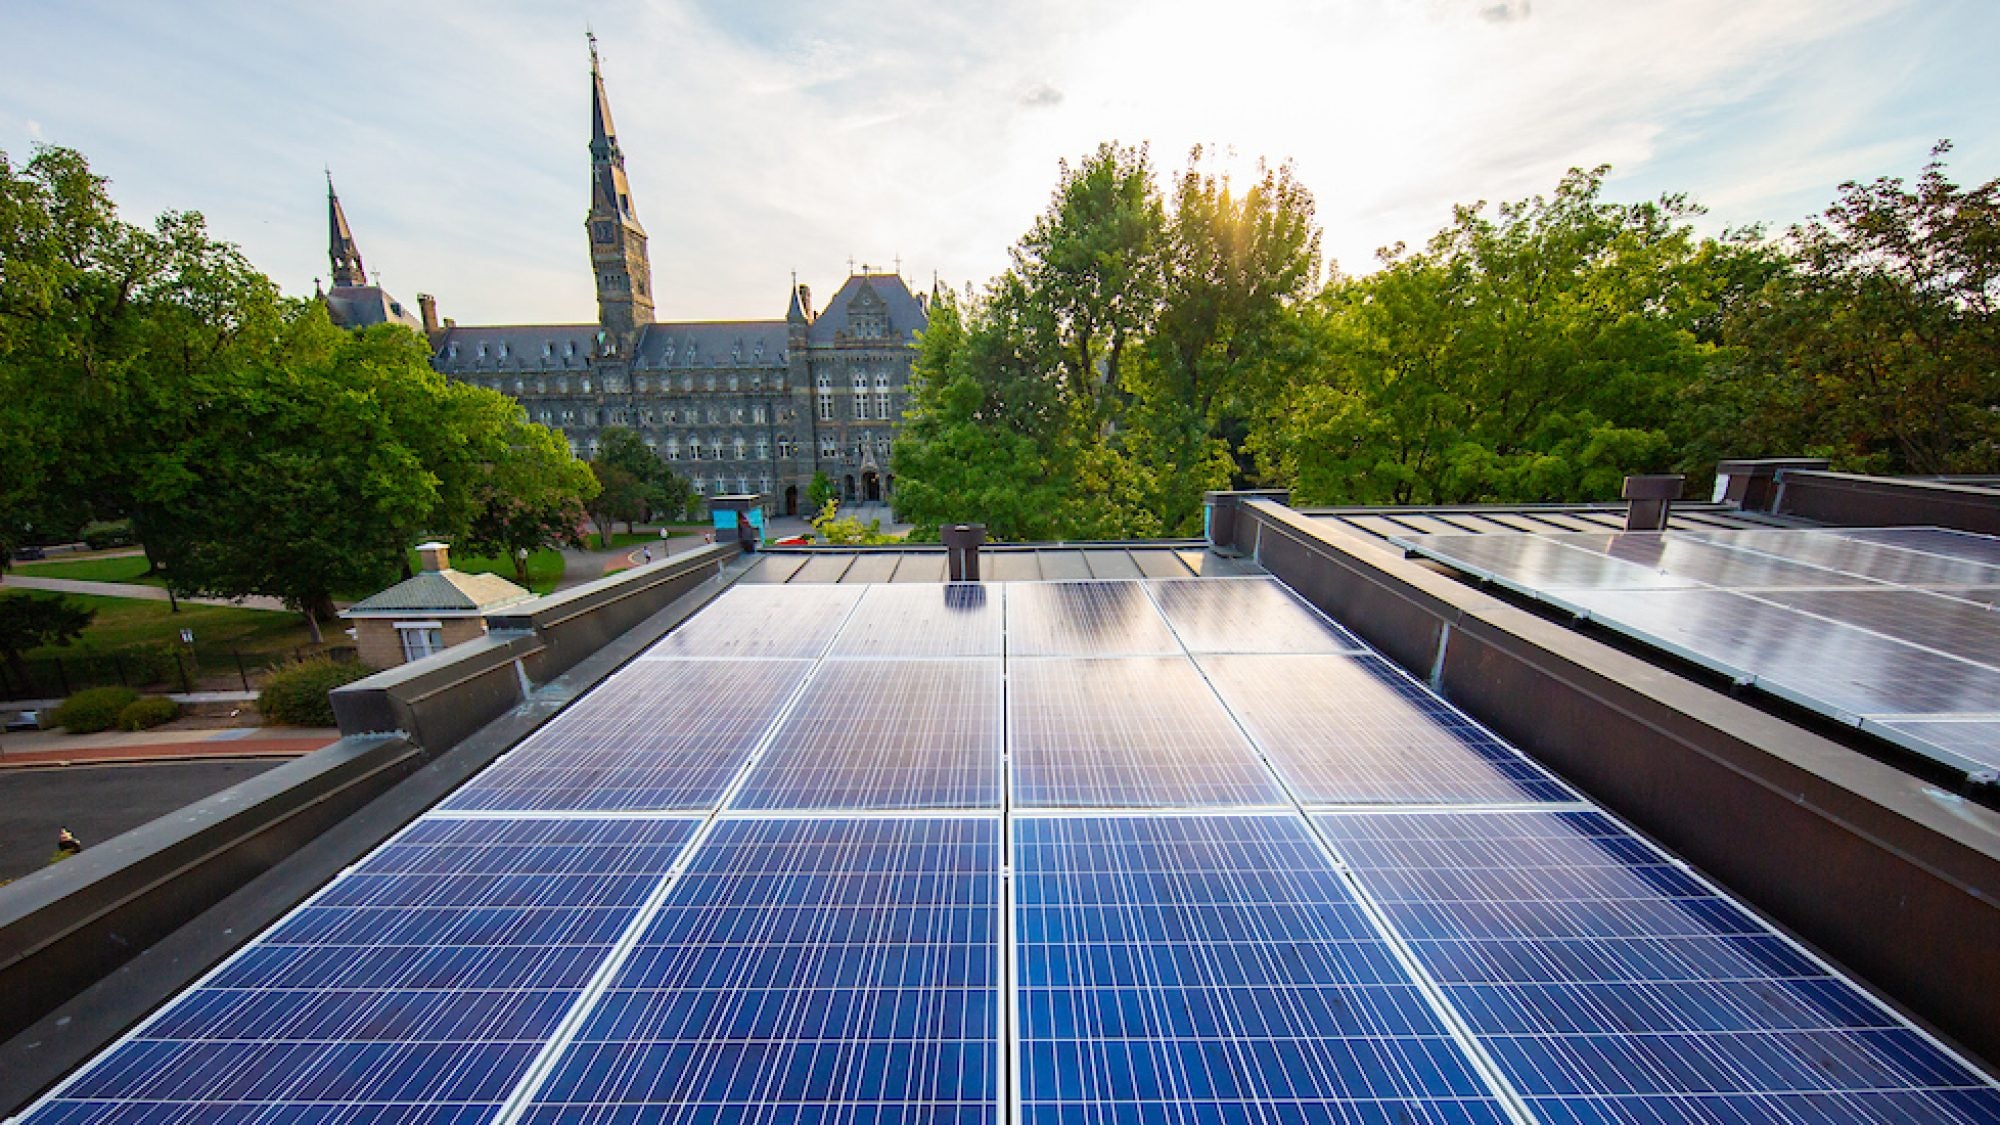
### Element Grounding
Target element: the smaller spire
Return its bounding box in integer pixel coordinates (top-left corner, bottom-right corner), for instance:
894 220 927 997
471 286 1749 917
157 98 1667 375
787 274 808 325
588 31 619 161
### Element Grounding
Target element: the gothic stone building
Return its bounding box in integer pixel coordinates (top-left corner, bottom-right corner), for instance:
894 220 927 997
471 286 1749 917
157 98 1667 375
327 40 925 517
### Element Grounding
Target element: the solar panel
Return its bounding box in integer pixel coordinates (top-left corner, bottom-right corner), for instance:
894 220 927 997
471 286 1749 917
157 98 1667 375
1146 576 1363 653
639 583 865 659
1873 718 2000 775
1009 657 1283 808
1198 653 1574 805
1836 527 2000 568
1554 532 1881 589
1751 588 2000 672
828 582 1004 657
1015 814 1514 1125
443 660 810 812
1399 533 1701 592
1681 528 2000 588
516 816 1000 1125
1004 580 1181 656
731 658 1003 810
1562 587 2000 721
1315 809 2000 1123
24 817 700 1125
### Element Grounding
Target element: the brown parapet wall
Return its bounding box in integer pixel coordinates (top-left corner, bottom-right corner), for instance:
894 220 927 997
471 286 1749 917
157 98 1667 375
1241 499 2000 1069
1774 470 2000 533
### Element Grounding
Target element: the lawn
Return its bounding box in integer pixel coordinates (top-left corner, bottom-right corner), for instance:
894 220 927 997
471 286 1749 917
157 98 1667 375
10 592 317 661
11 554 164 585
405 547 565 595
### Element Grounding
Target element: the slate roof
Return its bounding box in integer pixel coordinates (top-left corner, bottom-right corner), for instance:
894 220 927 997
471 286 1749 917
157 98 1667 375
325 286 422 331
805 273 927 345
631 321 790 368
342 569 534 616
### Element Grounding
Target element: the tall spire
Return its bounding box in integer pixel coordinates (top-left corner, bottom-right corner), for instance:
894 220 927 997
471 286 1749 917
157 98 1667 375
585 33 654 338
326 170 365 288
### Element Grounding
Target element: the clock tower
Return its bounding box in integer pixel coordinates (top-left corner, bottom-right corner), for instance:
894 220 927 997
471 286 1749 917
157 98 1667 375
585 33 654 346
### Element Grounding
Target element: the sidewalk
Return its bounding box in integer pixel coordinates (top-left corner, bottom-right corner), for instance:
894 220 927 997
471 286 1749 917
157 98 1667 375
0 725 338 769
0 574 290 612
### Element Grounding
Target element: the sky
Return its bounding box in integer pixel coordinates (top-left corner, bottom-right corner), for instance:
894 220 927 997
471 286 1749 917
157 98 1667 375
2 0 1996 326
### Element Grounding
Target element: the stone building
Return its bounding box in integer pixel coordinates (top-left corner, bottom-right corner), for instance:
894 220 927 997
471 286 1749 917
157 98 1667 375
334 37 927 517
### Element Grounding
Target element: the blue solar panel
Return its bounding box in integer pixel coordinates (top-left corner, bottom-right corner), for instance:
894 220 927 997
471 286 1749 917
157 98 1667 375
1199 653 1574 805
442 659 810 812
1010 657 1285 808
1146 576 1364 653
732 658 1003 810
517 816 1001 1125
1682 528 2000 587
24 817 700 1125
1315 809 2000 1123
1015 814 1514 1125
1005 580 1181 656
1400 534 1702 592
829 582 1004 657
640 583 865 659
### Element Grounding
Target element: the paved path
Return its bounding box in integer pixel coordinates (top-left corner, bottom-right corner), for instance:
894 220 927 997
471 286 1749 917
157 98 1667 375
0 574 290 612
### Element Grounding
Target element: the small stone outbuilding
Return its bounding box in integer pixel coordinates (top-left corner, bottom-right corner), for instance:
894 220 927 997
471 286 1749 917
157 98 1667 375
341 543 534 668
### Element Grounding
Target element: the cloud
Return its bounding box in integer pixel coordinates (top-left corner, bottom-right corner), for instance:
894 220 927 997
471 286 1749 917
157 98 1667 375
1020 83 1064 108
1478 1 1531 22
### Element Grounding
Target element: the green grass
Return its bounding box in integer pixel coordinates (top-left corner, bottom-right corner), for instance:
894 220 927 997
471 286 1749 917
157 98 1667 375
11 554 164 585
404 547 564 595
5 590 318 664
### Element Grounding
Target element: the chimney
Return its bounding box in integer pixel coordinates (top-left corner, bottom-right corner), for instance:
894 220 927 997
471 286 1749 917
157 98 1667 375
943 524 986 582
416 541 451 572
1621 475 1685 531
417 293 440 335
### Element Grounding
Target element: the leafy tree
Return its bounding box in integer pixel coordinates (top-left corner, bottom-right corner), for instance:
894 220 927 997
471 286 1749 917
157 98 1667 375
809 499 900 545
1256 167 1728 504
458 409 597 585
594 426 687 527
1712 142 2000 474
0 593 95 687
585 461 647 547
806 471 837 514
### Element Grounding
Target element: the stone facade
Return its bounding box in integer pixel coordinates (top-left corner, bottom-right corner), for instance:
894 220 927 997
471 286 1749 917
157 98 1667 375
405 38 924 517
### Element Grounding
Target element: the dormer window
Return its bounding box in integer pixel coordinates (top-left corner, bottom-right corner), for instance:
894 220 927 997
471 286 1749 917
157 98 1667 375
581 377 592 394
478 343 489 359
498 342 509 359
448 344 459 360
727 374 738 391
664 342 675 364
566 340 577 358
704 374 716 392
543 341 554 358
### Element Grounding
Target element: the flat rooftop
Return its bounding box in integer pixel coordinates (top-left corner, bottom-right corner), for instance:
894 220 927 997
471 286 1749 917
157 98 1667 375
12 563 2000 1123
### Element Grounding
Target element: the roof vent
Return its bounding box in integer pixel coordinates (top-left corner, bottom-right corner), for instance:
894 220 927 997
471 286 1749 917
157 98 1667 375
1622 475 1685 531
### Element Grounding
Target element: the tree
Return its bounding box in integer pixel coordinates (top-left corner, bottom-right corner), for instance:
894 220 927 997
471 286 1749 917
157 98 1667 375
806 471 837 515
1713 142 2000 474
594 426 686 527
0 593 95 687
585 461 647 547
1256 167 1729 505
458 410 598 586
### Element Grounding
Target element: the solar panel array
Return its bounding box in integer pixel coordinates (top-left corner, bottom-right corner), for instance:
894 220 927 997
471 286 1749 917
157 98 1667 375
1397 527 2000 777
21 575 2000 1125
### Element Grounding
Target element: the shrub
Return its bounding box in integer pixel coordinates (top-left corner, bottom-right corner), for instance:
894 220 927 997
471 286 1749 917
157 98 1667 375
258 658 373 727
50 686 140 733
116 696 180 731
81 521 137 550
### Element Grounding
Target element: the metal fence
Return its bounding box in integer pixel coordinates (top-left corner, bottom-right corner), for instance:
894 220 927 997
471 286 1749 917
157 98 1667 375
0 646 358 702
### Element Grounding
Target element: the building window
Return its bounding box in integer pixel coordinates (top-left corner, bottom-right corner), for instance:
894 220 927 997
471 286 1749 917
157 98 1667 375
705 373 716 391
818 396 834 421
756 437 770 460
665 437 680 460
581 377 592 394
635 376 649 393
733 435 746 461
820 436 838 459
692 478 706 495
777 436 795 459
395 622 445 663
751 404 766 425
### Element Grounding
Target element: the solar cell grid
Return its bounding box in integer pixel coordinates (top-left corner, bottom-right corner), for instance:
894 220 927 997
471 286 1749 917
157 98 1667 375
1009 657 1284 808
1873 718 2000 775
1316 809 2000 1123
732 658 1003 810
638 583 864 659
518 816 1000 1125
442 659 810 812
1681 529 2000 588
1199 653 1573 805
1401 534 1701 592
1145 576 1363 653
1004 580 1181 656
1836 527 2000 568
24 817 700 1125
828 582 1004 657
1749 587 2000 672
1014 814 1514 1125
1552 532 1882 589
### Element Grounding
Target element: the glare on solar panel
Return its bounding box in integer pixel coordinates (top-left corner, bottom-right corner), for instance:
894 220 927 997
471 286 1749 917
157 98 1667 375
638 583 864 659
442 659 810 812
21 817 701 1125
1315 809 2000 1123
1400 534 1701 592
1682 528 2000 587
1872 718 2000 774
1199 653 1573 805
1014 814 1515 1125
1009 657 1284 808
1146 576 1363 653
516 816 1001 1125
1004 580 1181 656
1553 531 1882 589
828 582 1004 657
732 658 1003 810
